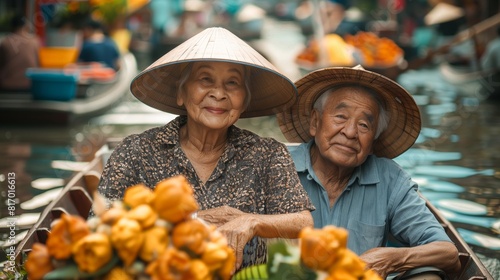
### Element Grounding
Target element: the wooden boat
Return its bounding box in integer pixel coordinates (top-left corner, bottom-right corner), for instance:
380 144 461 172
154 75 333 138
12 140 494 280
296 59 406 82
0 53 137 125
439 60 500 99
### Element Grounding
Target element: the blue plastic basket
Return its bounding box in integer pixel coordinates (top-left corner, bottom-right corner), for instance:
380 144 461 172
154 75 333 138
26 70 79 101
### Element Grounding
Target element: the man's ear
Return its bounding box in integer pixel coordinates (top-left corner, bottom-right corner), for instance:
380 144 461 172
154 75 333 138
310 109 319 137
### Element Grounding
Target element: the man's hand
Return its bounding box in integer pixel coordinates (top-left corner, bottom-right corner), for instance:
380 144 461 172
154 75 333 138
360 247 400 279
360 242 460 279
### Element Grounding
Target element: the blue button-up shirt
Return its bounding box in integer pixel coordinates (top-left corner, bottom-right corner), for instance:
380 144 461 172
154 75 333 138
289 141 451 255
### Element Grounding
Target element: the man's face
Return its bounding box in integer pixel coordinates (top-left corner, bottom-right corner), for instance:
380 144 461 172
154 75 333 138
310 87 380 168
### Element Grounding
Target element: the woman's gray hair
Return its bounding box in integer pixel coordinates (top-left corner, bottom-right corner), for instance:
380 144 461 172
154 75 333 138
313 84 390 139
177 62 252 109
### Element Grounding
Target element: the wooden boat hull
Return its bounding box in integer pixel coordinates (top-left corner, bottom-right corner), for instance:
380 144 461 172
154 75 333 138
439 61 500 99
12 141 494 280
0 53 137 125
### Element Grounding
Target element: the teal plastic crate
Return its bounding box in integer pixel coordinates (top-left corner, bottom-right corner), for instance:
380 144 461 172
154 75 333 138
26 70 79 101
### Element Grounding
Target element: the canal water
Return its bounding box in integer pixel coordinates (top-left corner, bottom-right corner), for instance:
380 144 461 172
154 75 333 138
1 18 499 278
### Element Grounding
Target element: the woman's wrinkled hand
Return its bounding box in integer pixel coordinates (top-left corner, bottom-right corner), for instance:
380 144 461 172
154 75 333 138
198 206 244 227
215 215 256 271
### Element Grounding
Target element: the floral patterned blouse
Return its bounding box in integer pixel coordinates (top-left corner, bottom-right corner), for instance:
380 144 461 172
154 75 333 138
97 116 314 268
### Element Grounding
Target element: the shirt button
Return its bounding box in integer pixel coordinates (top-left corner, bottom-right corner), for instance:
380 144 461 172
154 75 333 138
306 174 313 180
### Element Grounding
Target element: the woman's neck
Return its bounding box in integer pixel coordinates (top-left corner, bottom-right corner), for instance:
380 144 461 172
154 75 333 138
179 124 227 153
179 123 228 183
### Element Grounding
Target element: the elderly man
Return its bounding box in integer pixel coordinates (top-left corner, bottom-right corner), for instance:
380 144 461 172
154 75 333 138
277 66 461 279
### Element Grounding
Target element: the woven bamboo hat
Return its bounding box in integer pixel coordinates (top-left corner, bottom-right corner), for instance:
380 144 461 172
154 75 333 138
424 3 465 25
276 66 421 159
130 27 297 118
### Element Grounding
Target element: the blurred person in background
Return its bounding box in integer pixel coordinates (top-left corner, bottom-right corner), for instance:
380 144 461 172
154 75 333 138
480 26 500 74
0 14 41 91
149 0 183 41
479 26 500 98
78 18 120 70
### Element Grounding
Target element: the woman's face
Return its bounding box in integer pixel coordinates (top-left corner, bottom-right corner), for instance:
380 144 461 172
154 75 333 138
177 61 247 130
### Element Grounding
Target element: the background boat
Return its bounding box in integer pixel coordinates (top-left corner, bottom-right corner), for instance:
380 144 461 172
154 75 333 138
439 60 500 99
0 53 137 125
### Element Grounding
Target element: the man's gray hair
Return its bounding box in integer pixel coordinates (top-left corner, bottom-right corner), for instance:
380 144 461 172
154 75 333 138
313 85 390 139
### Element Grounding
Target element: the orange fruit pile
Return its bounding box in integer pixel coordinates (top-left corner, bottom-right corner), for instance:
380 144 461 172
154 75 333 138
344 32 403 67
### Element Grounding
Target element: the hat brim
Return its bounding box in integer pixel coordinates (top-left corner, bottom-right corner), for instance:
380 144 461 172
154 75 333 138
130 27 298 118
424 3 465 25
276 67 421 159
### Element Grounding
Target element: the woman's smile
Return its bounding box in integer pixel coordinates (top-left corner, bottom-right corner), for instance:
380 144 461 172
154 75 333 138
204 106 227 114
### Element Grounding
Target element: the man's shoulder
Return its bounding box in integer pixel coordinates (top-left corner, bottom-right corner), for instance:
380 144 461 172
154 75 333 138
365 155 404 170
362 155 411 185
285 142 308 158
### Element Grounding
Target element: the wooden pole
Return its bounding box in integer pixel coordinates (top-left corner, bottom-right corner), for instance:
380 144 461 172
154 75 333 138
311 0 328 67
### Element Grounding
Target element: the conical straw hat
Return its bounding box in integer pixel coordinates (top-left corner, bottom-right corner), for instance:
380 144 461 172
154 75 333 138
130 27 297 118
425 3 465 25
276 66 421 159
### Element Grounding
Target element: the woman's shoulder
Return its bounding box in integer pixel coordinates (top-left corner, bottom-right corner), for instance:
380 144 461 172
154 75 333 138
232 126 284 148
117 125 168 148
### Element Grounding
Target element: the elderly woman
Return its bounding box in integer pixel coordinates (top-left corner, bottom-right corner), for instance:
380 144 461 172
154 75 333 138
97 27 314 271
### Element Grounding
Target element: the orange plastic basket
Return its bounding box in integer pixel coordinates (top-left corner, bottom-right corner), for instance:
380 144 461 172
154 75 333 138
39 47 79 68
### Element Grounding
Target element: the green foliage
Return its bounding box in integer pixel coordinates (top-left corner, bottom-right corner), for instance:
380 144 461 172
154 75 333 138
0 259 27 280
43 254 119 279
233 240 317 280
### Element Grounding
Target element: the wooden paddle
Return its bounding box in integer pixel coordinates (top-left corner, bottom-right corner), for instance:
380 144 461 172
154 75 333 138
403 12 500 72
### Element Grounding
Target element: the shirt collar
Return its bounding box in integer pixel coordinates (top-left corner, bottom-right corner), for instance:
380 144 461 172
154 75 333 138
292 140 380 186
289 141 313 173
348 155 380 186
157 115 185 145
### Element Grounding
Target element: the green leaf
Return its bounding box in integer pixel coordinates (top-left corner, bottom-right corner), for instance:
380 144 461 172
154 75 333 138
268 263 317 280
232 264 268 280
267 241 293 275
43 254 119 279
232 241 319 280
